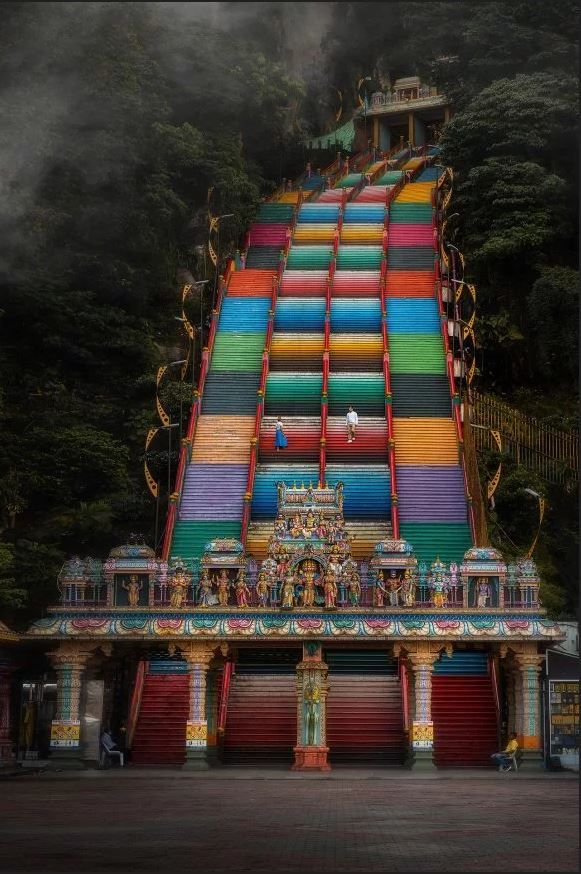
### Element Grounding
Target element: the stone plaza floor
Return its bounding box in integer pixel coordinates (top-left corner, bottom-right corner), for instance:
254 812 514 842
0 769 578 874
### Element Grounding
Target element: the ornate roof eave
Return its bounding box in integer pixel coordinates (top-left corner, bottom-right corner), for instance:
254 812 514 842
0 620 19 643
25 610 566 645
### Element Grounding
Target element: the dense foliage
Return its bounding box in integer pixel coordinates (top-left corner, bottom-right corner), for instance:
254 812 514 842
0 1 577 622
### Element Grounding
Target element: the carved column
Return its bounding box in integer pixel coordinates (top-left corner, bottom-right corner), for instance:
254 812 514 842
292 642 330 771
513 645 545 770
402 641 446 769
49 642 100 769
0 659 15 767
179 642 216 769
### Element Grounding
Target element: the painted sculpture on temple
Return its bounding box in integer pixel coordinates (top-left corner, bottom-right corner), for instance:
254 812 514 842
235 569 251 608
122 574 142 607
373 571 389 607
280 570 295 608
304 682 321 746
323 569 337 609
216 570 231 607
198 569 214 608
429 558 448 608
347 569 361 606
387 570 401 607
168 564 190 608
475 577 491 608
299 562 318 608
256 571 270 608
401 568 416 607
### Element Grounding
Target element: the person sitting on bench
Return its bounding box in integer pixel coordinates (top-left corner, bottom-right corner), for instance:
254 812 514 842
100 729 124 768
491 732 519 771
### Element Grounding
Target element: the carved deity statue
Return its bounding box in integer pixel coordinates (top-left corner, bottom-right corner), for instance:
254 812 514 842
347 569 361 606
300 562 318 608
122 574 142 607
303 511 317 538
274 514 287 536
198 569 213 608
169 567 190 608
290 513 303 539
373 571 389 608
323 569 337 609
235 569 251 608
256 571 270 608
401 568 415 608
216 570 231 607
304 682 321 746
430 566 447 609
475 577 491 608
280 571 295 608
387 570 401 607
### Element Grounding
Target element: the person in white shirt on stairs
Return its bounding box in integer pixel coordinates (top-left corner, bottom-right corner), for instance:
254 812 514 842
346 406 358 443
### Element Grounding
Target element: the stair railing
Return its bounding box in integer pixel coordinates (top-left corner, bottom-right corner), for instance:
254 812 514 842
161 261 233 561
381 228 400 539
320 210 339 487
490 654 502 749
126 659 148 750
217 660 234 734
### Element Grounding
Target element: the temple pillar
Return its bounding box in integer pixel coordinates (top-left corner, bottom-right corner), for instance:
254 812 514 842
48 642 101 769
401 641 447 769
292 642 330 771
513 646 545 770
0 659 15 768
179 642 217 769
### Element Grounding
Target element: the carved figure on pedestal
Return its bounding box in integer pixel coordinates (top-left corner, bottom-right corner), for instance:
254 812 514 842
304 682 321 746
216 570 231 607
290 513 303 539
430 561 447 609
299 562 318 608
169 567 190 608
374 571 389 607
387 570 401 607
323 569 337 609
274 514 287 537
280 571 295 608
347 569 361 606
235 569 251 608
303 511 317 539
122 574 142 607
475 577 491 608
401 568 415 607
198 569 214 608
256 571 270 608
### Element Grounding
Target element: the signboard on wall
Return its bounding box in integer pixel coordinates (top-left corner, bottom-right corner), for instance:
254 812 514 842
549 680 579 769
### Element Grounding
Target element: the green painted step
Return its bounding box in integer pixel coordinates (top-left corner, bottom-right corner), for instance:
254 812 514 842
256 204 294 223
210 332 265 372
265 373 323 415
286 246 333 270
336 173 363 189
336 246 383 270
328 373 385 415
389 335 446 374
377 170 404 185
170 520 242 563
389 203 433 224
399 522 473 566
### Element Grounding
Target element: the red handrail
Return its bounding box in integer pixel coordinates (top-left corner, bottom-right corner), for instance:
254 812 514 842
400 660 410 733
217 660 233 735
161 266 231 561
126 659 148 749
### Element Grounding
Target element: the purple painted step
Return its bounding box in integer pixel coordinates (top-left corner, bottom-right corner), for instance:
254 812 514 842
179 463 248 520
396 465 468 522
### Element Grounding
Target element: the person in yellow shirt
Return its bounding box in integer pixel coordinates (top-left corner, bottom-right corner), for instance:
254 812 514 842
491 733 519 771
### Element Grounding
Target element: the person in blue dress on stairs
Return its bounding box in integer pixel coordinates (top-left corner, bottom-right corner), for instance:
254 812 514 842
275 416 288 452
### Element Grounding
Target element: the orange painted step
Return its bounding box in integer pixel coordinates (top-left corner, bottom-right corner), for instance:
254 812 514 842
191 415 254 463
228 270 277 297
393 418 459 464
385 270 434 298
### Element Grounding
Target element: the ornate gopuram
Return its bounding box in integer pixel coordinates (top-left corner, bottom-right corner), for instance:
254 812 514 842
22 482 564 771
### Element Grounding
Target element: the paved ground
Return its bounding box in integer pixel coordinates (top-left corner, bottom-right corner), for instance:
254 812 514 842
0 770 578 873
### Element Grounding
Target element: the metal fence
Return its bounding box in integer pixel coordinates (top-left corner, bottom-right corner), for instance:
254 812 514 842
471 391 578 486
